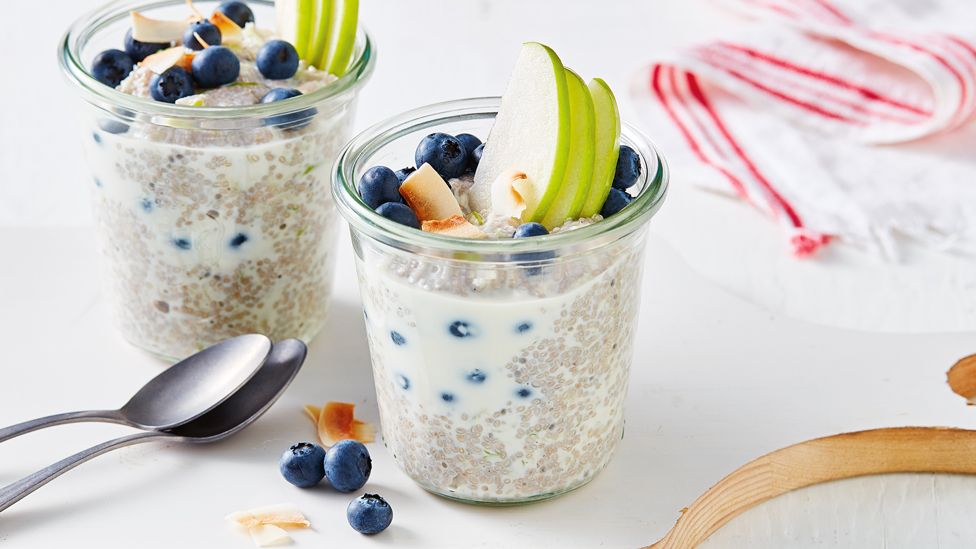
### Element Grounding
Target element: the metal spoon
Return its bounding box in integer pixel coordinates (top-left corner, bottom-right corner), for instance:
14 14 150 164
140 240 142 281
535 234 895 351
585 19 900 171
0 334 273 444
0 338 306 513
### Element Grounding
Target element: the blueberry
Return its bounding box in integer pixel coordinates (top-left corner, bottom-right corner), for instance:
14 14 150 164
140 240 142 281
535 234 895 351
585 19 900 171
441 393 455 402
141 198 153 212
513 222 548 238
93 133 101 144
149 66 195 103
516 322 531 333
600 188 632 218
358 166 401 210
191 45 239 89
454 133 482 172
98 118 129 135
183 20 221 50
173 237 192 250
375 202 420 229
449 320 475 338
324 439 372 493
396 374 410 390
94 177 103 188
394 167 416 184
347 494 393 535
257 40 299 80
91 49 134 88
517 388 532 398
279 442 326 488
612 145 641 190
466 369 486 383
260 88 316 130
415 133 467 180
470 143 485 173
390 331 406 345
230 233 248 247
216 1 255 27
123 28 167 63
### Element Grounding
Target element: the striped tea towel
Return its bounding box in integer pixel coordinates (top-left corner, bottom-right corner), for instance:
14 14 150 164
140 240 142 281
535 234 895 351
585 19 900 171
632 0 976 258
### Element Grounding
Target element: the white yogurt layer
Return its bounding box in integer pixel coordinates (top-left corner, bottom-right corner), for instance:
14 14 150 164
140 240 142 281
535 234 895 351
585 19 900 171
355 232 646 503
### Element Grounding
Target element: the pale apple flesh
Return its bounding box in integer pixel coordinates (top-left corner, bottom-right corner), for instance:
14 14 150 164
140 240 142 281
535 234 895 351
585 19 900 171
579 77 622 218
307 0 334 70
541 68 596 230
470 42 571 223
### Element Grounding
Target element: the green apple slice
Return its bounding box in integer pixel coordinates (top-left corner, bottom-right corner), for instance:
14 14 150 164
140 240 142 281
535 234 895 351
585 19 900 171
275 0 316 59
325 0 359 75
306 0 333 70
470 43 571 222
579 78 621 218
541 68 595 229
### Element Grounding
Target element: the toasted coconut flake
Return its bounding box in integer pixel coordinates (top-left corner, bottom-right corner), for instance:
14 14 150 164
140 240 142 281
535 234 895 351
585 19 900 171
312 401 377 446
423 215 488 239
948 354 976 404
303 404 322 423
139 46 188 74
193 32 212 49
210 11 243 45
226 503 310 529
248 524 289 547
174 51 194 73
399 163 464 222
491 169 528 218
130 11 200 43
185 0 204 21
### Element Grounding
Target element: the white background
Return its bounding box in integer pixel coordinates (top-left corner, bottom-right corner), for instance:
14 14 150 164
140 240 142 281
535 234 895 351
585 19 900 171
2 1 976 548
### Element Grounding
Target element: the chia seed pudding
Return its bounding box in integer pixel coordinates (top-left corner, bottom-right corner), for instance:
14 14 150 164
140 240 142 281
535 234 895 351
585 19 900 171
59 0 374 359
333 98 668 504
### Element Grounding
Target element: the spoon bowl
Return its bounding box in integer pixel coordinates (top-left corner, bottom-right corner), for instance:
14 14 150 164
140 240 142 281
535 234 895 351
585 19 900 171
0 334 273 443
0 339 307 513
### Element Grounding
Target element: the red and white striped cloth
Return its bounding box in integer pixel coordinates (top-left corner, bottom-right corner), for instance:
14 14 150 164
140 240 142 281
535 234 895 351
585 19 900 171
633 0 976 258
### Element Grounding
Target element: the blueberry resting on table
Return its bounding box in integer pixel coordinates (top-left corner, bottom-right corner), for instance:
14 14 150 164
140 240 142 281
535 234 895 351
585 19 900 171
123 29 168 62
600 187 632 218
415 133 467 180
324 439 372 493
149 66 195 103
358 166 402 210
513 222 548 238
183 20 221 50
257 40 299 80
375 202 420 229
347 494 392 535
215 1 255 27
612 145 641 190
279 442 326 488
191 45 240 88
91 49 134 88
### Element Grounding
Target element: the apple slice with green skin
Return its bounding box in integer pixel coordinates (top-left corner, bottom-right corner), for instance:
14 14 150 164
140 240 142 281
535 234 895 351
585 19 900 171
275 0 317 59
325 0 359 75
541 68 596 230
579 77 621 218
306 0 333 70
470 42 571 222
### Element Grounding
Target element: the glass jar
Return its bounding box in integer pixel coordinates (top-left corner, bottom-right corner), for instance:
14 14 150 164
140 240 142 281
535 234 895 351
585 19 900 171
58 0 375 360
332 98 668 504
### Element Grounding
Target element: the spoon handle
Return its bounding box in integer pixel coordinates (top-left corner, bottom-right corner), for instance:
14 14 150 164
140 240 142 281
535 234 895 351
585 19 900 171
0 431 168 513
0 410 127 444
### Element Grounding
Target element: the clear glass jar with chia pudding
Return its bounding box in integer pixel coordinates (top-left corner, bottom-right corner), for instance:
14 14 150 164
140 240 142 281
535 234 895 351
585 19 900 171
332 98 668 504
58 0 375 360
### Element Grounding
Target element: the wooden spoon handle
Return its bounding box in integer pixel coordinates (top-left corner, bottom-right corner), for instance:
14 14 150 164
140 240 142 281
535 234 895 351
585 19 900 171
643 426 976 549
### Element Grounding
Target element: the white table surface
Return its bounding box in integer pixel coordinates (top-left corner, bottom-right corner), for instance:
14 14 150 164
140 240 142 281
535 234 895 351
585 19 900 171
3 1 976 547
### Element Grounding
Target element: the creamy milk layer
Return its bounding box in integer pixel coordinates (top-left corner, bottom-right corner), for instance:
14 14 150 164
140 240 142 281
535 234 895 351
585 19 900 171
82 110 351 358
355 236 646 503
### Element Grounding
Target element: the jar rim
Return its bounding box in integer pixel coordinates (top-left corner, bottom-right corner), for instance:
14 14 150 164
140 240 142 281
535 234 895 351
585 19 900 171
331 97 669 261
57 0 375 120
